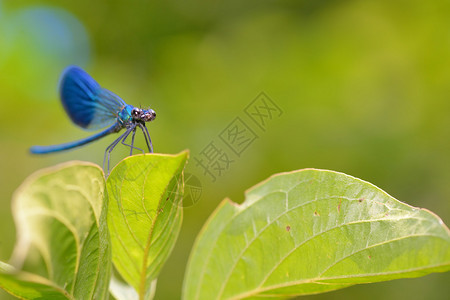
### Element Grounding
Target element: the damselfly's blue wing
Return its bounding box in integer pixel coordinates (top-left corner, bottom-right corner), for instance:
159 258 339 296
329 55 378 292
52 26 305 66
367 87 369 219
60 66 126 131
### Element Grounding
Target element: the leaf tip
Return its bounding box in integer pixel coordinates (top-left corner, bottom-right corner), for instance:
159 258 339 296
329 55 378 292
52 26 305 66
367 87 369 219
224 197 241 208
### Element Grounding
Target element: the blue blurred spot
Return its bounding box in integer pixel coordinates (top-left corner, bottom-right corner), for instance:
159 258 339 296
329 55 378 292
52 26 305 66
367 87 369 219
12 6 90 67
0 5 92 100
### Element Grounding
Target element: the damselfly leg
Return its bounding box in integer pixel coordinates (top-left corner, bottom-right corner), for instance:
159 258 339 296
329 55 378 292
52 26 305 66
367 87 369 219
103 126 134 174
140 124 154 153
122 127 144 156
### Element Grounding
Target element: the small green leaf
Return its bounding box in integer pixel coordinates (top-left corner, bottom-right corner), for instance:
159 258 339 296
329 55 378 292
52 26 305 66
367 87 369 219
183 169 450 299
107 151 188 299
1 162 111 300
0 262 68 299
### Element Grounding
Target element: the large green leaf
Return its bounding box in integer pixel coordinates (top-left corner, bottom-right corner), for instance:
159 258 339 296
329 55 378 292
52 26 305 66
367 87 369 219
183 169 450 299
107 151 188 299
0 162 111 300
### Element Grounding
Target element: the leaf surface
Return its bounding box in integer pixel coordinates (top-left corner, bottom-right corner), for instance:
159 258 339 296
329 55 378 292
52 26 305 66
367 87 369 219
1 162 111 299
107 152 188 299
183 169 450 299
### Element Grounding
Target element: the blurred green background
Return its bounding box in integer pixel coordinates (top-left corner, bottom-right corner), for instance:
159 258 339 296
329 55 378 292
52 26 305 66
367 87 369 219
0 0 449 299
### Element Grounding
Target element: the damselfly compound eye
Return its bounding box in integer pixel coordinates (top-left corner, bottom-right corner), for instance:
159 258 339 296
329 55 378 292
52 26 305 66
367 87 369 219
131 108 142 118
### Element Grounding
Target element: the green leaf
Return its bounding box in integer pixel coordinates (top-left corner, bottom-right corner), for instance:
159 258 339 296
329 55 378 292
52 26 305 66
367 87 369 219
107 151 188 299
183 169 450 299
0 262 68 299
1 162 111 300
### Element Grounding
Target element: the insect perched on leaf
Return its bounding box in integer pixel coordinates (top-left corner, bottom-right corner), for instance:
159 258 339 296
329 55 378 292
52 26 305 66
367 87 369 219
30 66 156 173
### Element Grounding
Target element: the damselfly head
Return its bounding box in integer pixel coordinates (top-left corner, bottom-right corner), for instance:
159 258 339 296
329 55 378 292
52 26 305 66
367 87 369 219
142 109 156 122
130 107 155 122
